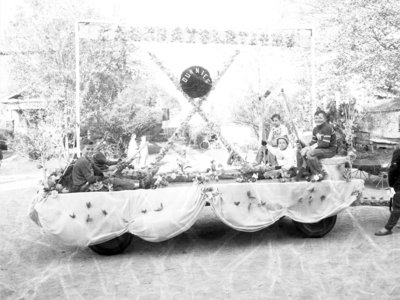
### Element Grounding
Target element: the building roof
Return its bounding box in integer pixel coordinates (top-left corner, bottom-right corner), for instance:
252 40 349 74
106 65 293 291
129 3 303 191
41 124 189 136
0 94 46 110
369 98 400 114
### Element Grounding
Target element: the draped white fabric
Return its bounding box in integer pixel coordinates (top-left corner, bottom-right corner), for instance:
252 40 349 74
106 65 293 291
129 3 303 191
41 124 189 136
210 180 364 232
30 180 364 246
31 186 205 246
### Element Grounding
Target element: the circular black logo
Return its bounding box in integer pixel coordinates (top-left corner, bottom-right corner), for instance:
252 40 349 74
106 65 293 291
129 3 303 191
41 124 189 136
180 66 212 98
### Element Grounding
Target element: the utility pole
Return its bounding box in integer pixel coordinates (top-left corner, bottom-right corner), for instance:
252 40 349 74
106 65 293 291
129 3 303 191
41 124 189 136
75 20 81 157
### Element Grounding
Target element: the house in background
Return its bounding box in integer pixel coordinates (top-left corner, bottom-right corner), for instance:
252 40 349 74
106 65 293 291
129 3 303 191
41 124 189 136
357 98 400 150
361 98 400 140
0 93 46 135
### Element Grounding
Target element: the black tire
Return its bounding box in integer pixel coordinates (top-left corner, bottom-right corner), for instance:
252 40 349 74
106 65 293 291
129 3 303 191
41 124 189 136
293 215 337 238
89 232 133 255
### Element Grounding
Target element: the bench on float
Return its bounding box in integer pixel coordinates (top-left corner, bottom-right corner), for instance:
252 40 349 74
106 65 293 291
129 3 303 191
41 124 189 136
320 156 350 180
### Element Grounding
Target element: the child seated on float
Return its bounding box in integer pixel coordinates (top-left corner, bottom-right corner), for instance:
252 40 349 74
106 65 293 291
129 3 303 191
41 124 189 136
300 110 337 182
255 140 278 166
263 136 296 179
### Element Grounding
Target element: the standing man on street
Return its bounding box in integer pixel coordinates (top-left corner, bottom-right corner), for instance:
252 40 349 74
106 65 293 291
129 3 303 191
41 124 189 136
375 148 400 236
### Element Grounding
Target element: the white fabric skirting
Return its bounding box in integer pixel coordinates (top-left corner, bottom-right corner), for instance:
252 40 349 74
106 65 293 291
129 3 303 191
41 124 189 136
30 186 205 246
210 180 364 232
30 180 364 246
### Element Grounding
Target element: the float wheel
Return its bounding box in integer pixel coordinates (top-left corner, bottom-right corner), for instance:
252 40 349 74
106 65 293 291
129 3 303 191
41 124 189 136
293 215 337 238
89 232 133 255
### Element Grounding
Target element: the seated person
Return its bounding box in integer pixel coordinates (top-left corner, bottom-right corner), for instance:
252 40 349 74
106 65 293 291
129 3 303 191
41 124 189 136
263 136 296 179
72 141 145 192
300 110 337 182
267 114 289 147
266 114 289 165
255 140 277 166
92 141 120 173
227 150 243 166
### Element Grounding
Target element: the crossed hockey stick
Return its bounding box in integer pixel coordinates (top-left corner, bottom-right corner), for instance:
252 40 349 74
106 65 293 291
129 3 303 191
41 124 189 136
148 50 246 166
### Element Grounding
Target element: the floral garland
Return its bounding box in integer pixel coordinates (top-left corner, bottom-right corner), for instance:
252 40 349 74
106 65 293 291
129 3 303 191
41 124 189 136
148 51 246 169
195 108 245 163
148 51 240 103
210 50 240 90
150 107 197 168
127 27 308 48
148 52 181 89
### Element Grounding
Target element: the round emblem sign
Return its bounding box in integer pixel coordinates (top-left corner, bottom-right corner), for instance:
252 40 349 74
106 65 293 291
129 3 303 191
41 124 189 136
180 66 212 98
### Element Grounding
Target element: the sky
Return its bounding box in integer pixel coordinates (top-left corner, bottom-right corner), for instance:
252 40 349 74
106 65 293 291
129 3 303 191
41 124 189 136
100 0 313 30
0 0 313 34
0 0 315 142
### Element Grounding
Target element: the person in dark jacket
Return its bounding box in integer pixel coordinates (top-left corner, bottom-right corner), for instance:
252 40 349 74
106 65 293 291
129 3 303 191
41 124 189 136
375 148 400 236
92 151 119 172
300 110 337 181
92 140 120 173
72 142 141 192
71 143 104 192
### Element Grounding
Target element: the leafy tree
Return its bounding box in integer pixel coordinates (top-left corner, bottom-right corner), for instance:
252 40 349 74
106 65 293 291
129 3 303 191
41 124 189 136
7 1 176 162
99 82 162 149
12 109 66 181
232 91 284 140
314 0 400 98
7 0 100 161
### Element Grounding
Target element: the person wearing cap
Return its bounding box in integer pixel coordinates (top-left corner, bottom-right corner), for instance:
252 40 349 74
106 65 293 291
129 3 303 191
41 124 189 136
262 114 289 167
375 148 400 236
300 110 337 182
263 135 296 179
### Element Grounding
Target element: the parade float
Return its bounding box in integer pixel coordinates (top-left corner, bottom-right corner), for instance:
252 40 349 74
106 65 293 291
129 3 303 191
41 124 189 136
29 25 364 255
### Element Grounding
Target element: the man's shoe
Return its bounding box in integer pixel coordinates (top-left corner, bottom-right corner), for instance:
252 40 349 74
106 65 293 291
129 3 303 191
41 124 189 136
374 228 392 236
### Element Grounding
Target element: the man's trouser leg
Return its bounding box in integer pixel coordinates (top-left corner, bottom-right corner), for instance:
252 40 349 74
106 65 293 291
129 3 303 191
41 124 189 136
385 192 400 230
296 152 304 169
255 147 265 165
104 178 140 191
306 148 336 175
306 156 320 175
263 169 281 179
266 150 278 166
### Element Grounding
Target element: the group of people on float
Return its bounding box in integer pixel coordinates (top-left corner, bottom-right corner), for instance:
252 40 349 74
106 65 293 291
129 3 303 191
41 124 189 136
256 110 337 182
70 136 151 193
69 114 400 236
